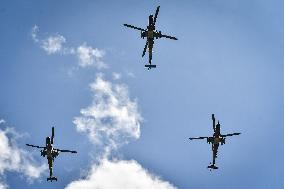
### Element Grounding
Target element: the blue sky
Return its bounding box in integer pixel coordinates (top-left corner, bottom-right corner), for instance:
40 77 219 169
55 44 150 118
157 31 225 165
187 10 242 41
0 0 284 188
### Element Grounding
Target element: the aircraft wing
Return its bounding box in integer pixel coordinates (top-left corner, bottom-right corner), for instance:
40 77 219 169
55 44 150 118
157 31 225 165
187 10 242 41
54 148 77 153
160 34 178 40
189 136 208 140
123 24 146 32
221 133 241 137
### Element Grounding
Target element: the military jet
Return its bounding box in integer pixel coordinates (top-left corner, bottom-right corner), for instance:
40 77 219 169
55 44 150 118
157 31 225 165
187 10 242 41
189 114 241 170
123 6 178 70
26 127 77 181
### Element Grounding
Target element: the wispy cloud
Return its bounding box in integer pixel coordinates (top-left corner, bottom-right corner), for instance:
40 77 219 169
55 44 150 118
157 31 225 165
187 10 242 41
73 75 142 156
126 70 135 78
0 126 47 188
41 35 66 54
0 119 5 125
65 159 177 189
69 76 177 189
32 25 67 54
112 72 121 80
76 43 106 69
31 25 106 68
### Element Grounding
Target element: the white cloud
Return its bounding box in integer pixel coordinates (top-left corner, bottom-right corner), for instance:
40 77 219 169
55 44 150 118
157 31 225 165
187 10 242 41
126 71 135 78
0 183 7 189
32 25 66 54
31 25 39 43
31 25 106 68
70 77 178 189
0 127 47 187
112 72 121 80
65 159 177 189
77 43 106 68
41 34 66 54
73 76 142 156
0 120 5 125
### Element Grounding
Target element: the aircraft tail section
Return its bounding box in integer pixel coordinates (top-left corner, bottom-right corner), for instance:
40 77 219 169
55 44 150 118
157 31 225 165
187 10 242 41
145 64 156 69
47 177 57 182
207 164 218 170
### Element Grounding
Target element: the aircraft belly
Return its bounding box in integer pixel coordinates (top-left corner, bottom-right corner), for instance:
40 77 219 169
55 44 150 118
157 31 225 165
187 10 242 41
148 31 154 38
214 138 221 144
47 151 52 158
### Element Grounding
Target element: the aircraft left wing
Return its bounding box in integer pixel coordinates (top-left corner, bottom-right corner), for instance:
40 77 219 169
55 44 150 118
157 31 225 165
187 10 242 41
54 148 77 153
221 133 241 137
189 136 208 140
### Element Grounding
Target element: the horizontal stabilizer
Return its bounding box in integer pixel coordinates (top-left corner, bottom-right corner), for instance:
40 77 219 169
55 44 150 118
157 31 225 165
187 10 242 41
47 177 57 182
207 164 218 170
145 65 156 69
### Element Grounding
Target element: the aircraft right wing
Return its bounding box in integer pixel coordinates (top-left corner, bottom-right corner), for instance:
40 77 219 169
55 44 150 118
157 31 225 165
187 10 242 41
189 136 208 140
123 24 146 32
26 144 45 149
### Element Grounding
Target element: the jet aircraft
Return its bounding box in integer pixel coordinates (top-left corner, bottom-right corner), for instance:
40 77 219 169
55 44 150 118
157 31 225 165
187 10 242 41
26 127 77 181
123 6 178 70
189 114 241 170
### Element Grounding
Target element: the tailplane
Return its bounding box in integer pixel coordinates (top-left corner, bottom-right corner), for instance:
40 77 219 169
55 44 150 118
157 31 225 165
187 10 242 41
145 64 156 70
207 164 218 170
47 177 57 182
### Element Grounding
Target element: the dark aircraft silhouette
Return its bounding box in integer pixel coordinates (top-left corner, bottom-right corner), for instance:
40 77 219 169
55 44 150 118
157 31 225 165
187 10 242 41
123 6 178 70
26 127 77 181
189 114 241 170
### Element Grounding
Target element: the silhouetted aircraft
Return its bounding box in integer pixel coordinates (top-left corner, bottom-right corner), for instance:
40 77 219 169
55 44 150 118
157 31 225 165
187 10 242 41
189 114 241 170
26 127 77 181
123 6 178 70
